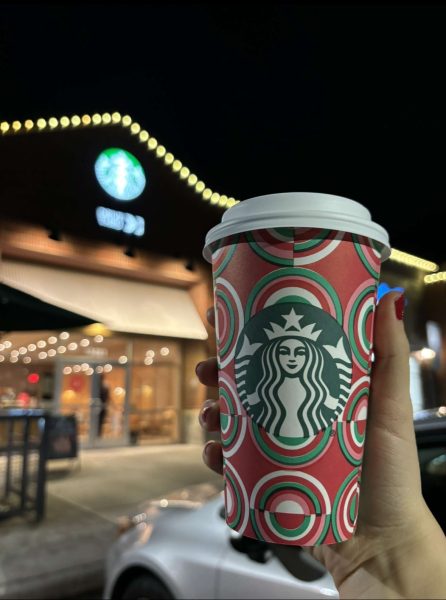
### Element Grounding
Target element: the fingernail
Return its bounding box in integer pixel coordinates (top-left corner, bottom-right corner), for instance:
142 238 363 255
195 361 204 376
395 294 405 320
199 405 211 427
203 441 213 459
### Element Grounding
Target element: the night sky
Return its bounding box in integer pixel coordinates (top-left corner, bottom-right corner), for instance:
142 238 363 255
2 3 446 262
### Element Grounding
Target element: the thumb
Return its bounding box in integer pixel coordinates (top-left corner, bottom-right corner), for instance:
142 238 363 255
369 291 414 442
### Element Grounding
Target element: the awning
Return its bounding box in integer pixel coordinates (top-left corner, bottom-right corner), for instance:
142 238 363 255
1 260 208 340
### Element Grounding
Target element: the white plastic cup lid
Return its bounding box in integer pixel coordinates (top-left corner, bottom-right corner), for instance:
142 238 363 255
203 192 391 262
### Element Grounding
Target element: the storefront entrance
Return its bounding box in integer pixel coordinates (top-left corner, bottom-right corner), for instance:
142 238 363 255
55 361 129 447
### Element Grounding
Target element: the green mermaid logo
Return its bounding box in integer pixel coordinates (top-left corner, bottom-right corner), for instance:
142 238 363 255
235 303 352 439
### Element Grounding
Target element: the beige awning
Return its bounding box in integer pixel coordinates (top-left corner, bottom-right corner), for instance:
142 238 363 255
1 259 208 340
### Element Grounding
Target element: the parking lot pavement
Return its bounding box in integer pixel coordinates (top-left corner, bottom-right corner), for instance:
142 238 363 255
0 444 223 599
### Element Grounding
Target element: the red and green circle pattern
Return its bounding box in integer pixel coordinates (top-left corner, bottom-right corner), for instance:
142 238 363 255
212 235 239 278
221 414 247 457
353 234 382 279
223 460 249 535
219 373 244 416
249 419 336 467
293 229 345 266
249 471 331 544
215 278 244 369
344 279 377 372
246 229 294 265
331 468 361 542
245 267 343 325
337 376 368 466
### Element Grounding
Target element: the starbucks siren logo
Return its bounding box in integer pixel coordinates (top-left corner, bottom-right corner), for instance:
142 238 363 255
235 303 352 439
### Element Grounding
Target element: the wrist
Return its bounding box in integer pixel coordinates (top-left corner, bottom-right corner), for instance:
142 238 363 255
337 508 446 599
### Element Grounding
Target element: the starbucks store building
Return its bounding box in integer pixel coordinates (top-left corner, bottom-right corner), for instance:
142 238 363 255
0 111 226 446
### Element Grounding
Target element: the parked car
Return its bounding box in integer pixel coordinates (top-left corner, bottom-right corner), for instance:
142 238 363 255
104 408 446 600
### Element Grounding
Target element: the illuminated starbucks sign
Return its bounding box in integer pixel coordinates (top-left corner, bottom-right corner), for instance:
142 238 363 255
94 148 146 201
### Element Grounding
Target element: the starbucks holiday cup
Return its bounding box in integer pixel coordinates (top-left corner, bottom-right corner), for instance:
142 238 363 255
203 193 391 546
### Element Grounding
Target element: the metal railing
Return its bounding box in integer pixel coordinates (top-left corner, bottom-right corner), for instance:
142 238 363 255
0 409 49 522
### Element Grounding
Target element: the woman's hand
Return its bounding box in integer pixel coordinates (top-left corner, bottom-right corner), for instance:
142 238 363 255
196 293 446 599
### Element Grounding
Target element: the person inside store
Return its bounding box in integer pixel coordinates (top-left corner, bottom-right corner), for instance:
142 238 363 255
97 377 110 437
195 292 446 599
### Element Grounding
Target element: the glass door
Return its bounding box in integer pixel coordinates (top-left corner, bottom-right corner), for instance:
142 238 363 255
56 361 129 447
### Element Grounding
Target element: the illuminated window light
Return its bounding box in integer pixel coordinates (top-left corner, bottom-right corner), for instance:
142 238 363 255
71 115 81 127
172 159 182 172
130 122 141 134
48 117 58 128
37 118 47 129
1 122 10 133
92 113 102 125
188 174 198 186
390 249 438 272
122 115 132 127
82 114 91 126
60 116 70 128
139 130 149 142
111 112 121 123
164 152 174 164
203 188 212 200
102 113 112 124
12 121 22 131
195 181 205 193
180 166 190 179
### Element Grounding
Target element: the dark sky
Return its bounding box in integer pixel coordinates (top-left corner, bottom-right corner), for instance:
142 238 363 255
2 3 446 262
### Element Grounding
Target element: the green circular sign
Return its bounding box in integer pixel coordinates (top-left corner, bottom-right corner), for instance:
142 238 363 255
95 148 146 201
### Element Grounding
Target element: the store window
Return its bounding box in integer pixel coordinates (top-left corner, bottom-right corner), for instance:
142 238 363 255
130 339 181 444
0 330 182 447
